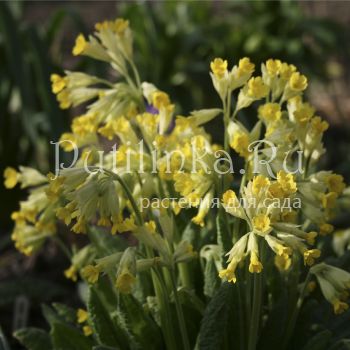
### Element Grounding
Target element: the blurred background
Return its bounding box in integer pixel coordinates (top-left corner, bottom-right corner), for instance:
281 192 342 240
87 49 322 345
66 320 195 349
1 1 350 347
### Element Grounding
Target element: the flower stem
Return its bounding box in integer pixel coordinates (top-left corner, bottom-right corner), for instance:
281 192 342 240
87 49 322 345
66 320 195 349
53 236 71 259
282 272 311 350
223 92 231 153
248 271 262 350
170 269 191 350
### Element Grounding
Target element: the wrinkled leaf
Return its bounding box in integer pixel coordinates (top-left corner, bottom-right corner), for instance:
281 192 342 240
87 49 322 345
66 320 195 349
14 327 51 350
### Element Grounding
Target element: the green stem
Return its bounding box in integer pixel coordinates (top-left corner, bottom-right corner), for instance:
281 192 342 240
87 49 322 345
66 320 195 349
153 268 178 350
53 236 71 259
248 271 262 350
129 59 142 92
236 281 245 350
101 168 144 225
170 269 191 350
282 272 311 350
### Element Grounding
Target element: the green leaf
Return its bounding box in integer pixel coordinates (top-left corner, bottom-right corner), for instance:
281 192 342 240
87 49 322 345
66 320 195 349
51 322 93 350
87 227 128 257
330 339 350 350
302 330 332 350
93 346 119 350
216 210 231 259
198 282 239 350
120 294 163 349
203 257 220 298
87 288 128 348
52 303 77 324
258 291 288 349
177 287 205 316
13 328 51 350
41 305 63 327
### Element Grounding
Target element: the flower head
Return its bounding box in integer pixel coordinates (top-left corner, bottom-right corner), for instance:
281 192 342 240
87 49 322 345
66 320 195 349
77 309 88 324
247 77 269 99
4 167 19 189
289 72 307 92
72 34 87 56
253 214 271 235
81 265 100 284
210 58 228 78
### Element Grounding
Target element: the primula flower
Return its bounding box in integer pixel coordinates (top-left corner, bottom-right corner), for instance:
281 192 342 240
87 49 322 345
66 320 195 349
77 309 88 324
4 167 19 189
311 263 350 314
289 72 308 92
210 58 228 78
81 265 100 284
72 34 87 56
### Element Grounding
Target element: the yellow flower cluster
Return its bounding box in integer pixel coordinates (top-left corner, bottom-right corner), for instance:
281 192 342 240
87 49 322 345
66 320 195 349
220 172 323 282
3 19 349 318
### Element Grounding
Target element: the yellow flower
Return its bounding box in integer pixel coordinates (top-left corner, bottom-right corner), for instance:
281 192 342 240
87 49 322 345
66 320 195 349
305 231 318 245
98 121 117 140
265 235 292 256
83 325 93 337
333 299 349 315
252 175 270 195
192 190 213 227
289 72 307 91
252 214 271 235
321 191 338 209
281 210 298 223
145 220 157 233
303 249 321 266
268 182 284 199
247 77 269 99
274 254 291 271
210 58 228 78
319 223 334 236
293 102 314 124
4 167 19 189
112 217 137 234
57 90 71 109
71 114 97 137
77 309 88 323
56 207 73 226
114 18 129 34
72 217 87 234
95 18 129 34
249 251 263 273
81 265 100 284
258 103 281 123
11 211 26 226
64 265 78 282
222 190 237 206
116 271 136 294
327 174 345 195
219 263 237 283
237 57 255 77
265 59 281 76
230 131 250 158
310 116 329 134
152 91 171 110
72 34 87 56
50 74 66 94
279 63 296 80
277 170 297 195
59 133 76 151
